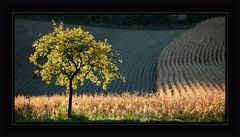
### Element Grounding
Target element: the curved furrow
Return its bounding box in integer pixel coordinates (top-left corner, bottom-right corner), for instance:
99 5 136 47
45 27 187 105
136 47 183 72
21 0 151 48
200 18 225 88
174 37 195 95
137 41 160 91
192 35 218 92
207 38 225 88
80 31 184 94
132 32 169 92
131 34 156 92
155 34 170 91
168 45 180 95
161 43 174 93
156 55 166 92
156 48 165 91
15 47 33 78
123 52 146 91
116 51 141 92
156 17 226 96
112 31 180 93
186 35 207 94
152 31 184 92
184 36 206 93
190 36 215 92
165 36 178 95
186 26 223 92
214 39 225 73
147 49 166 91
204 36 222 79
173 39 190 95
174 36 194 95
111 33 151 92
17 64 55 95
201 35 223 91
181 41 197 93
143 47 163 91
158 41 173 93
169 42 184 96
139 32 178 91
117 53 140 92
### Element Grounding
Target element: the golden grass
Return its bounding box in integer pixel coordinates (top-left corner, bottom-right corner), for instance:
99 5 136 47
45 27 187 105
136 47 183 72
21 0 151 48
15 88 225 122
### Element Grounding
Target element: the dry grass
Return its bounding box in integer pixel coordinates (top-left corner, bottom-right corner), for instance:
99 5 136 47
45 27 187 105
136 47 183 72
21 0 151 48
15 89 225 122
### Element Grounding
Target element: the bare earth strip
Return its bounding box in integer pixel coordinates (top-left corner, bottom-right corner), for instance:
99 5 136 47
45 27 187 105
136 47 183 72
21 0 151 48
156 17 226 95
15 19 184 96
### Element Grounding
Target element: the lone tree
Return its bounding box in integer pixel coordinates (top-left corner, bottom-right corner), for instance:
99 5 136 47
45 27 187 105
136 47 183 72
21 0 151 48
29 21 125 118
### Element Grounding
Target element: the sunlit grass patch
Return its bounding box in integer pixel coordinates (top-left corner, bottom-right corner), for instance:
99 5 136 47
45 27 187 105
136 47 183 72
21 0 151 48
15 90 225 123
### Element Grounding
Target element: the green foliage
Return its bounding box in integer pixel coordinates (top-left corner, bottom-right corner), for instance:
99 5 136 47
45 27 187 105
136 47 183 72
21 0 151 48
29 20 125 93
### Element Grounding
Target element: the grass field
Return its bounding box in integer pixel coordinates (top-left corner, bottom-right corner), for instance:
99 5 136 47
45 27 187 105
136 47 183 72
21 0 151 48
15 90 225 123
14 17 226 123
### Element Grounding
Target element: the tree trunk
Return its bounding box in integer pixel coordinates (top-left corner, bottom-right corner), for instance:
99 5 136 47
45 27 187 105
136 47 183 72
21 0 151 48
68 78 73 118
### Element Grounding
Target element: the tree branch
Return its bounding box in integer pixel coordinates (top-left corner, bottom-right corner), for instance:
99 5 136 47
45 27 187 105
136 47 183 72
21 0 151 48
70 54 77 68
61 66 71 79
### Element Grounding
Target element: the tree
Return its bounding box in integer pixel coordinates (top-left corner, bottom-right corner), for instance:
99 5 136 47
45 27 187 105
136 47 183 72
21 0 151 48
29 21 125 118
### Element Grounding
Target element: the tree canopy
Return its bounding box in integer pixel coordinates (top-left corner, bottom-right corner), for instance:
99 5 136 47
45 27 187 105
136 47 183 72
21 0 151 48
29 21 125 94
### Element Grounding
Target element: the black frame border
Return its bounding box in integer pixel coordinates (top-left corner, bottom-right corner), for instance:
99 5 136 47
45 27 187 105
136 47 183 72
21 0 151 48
1 0 240 136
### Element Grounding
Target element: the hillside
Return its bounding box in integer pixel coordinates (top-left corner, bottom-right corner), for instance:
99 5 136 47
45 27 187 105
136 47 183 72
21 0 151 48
14 19 184 96
156 17 226 95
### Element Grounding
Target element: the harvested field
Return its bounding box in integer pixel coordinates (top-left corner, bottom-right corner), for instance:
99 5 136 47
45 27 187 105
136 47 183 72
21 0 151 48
14 19 184 96
156 17 226 95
